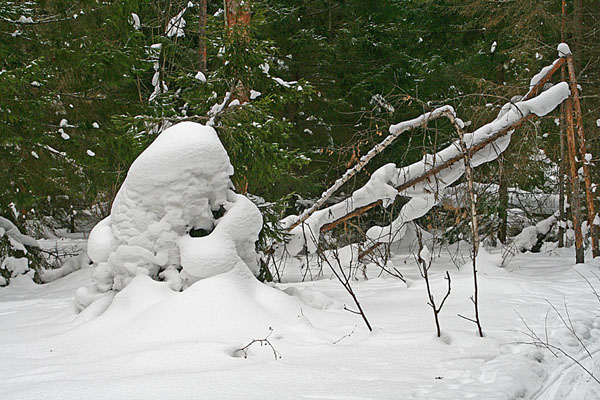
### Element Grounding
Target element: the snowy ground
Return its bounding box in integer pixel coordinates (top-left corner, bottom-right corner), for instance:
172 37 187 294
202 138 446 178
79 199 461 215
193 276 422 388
2 242 600 400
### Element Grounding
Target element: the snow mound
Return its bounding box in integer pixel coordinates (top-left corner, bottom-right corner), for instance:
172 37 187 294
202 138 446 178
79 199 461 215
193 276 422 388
71 265 316 350
77 122 263 310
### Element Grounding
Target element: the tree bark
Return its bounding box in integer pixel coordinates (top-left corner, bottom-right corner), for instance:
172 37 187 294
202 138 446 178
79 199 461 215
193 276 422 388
558 0 567 248
564 94 585 263
567 55 600 257
573 0 583 69
558 116 566 248
224 0 250 102
225 0 250 35
498 155 508 244
199 0 207 73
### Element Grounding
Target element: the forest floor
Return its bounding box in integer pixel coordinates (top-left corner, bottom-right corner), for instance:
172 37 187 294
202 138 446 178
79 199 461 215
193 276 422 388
2 240 600 399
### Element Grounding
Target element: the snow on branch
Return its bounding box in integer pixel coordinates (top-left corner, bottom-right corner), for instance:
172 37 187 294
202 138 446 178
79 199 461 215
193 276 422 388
288 105 456 230
282 58 570 256
0 216 39 250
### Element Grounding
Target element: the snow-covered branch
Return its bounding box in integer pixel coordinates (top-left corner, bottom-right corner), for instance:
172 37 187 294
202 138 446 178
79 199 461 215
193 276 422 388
282 54 570 255
289 105 456 230
0 216 39 249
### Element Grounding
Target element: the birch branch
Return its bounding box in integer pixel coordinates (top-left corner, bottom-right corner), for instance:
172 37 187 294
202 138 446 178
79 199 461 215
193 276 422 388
289 105 456 230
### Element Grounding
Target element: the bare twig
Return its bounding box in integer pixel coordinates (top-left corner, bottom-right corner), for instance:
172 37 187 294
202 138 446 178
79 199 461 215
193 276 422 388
415 223 451 338
333 325 357 345
516 312 600 385
453 108 483 338
234 327 281 360
316 232 373 331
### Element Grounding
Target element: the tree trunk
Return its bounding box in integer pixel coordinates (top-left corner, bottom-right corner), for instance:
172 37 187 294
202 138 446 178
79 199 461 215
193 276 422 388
567 55 600 257
498 155 508 244
564 95 585 263
199 0 207 73
573 0 583 69
558 119 566 248
558 0 566 248
225 0 251 35
224 0 250 102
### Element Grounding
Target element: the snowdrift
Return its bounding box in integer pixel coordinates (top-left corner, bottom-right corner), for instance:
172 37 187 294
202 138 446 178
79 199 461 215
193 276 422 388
71 265 319 353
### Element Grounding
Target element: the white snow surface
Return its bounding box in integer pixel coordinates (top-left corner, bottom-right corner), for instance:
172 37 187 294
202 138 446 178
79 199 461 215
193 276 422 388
77 122 262 310
2 242 600 399
528 59 562 92
17 15 33 24
250 89 261 99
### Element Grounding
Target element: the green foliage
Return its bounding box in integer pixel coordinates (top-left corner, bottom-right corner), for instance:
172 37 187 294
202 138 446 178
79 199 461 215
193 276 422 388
1 0 598 246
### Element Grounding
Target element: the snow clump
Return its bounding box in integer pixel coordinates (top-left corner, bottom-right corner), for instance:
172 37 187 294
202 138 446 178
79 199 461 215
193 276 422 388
194 71 206 82
76 122 263 310
557 43 571 57
130 13 141 30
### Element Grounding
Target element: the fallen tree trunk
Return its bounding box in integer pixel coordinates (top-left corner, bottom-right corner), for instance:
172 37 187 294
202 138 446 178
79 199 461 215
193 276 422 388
290 58 565 235
289 106 456 230
320 115 533 233
281 47 570 258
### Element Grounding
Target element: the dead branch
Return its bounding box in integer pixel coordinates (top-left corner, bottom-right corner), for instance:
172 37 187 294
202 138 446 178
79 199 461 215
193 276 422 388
516 312 600 385
234 327 281 360
301 57 564 236
332 324 357 345
290 107 456 230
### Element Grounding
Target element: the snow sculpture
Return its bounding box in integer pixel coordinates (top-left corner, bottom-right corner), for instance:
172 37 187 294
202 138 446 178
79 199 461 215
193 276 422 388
76 122 262 310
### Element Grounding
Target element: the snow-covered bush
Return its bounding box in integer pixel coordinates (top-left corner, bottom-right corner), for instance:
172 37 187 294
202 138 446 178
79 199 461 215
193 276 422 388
0 216 44 285
512 214 557 253
76 122 263 310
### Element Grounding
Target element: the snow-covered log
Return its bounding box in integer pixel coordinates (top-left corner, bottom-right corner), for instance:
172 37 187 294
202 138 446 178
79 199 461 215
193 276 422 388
283 52 570 256
39 252 90 283
442 183 560 216
0 216 40 250
513 215 557 252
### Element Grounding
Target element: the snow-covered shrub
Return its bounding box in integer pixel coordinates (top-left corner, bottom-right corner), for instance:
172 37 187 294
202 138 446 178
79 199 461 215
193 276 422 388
76 122 263 310
512 215 557 253
0 216 44 285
